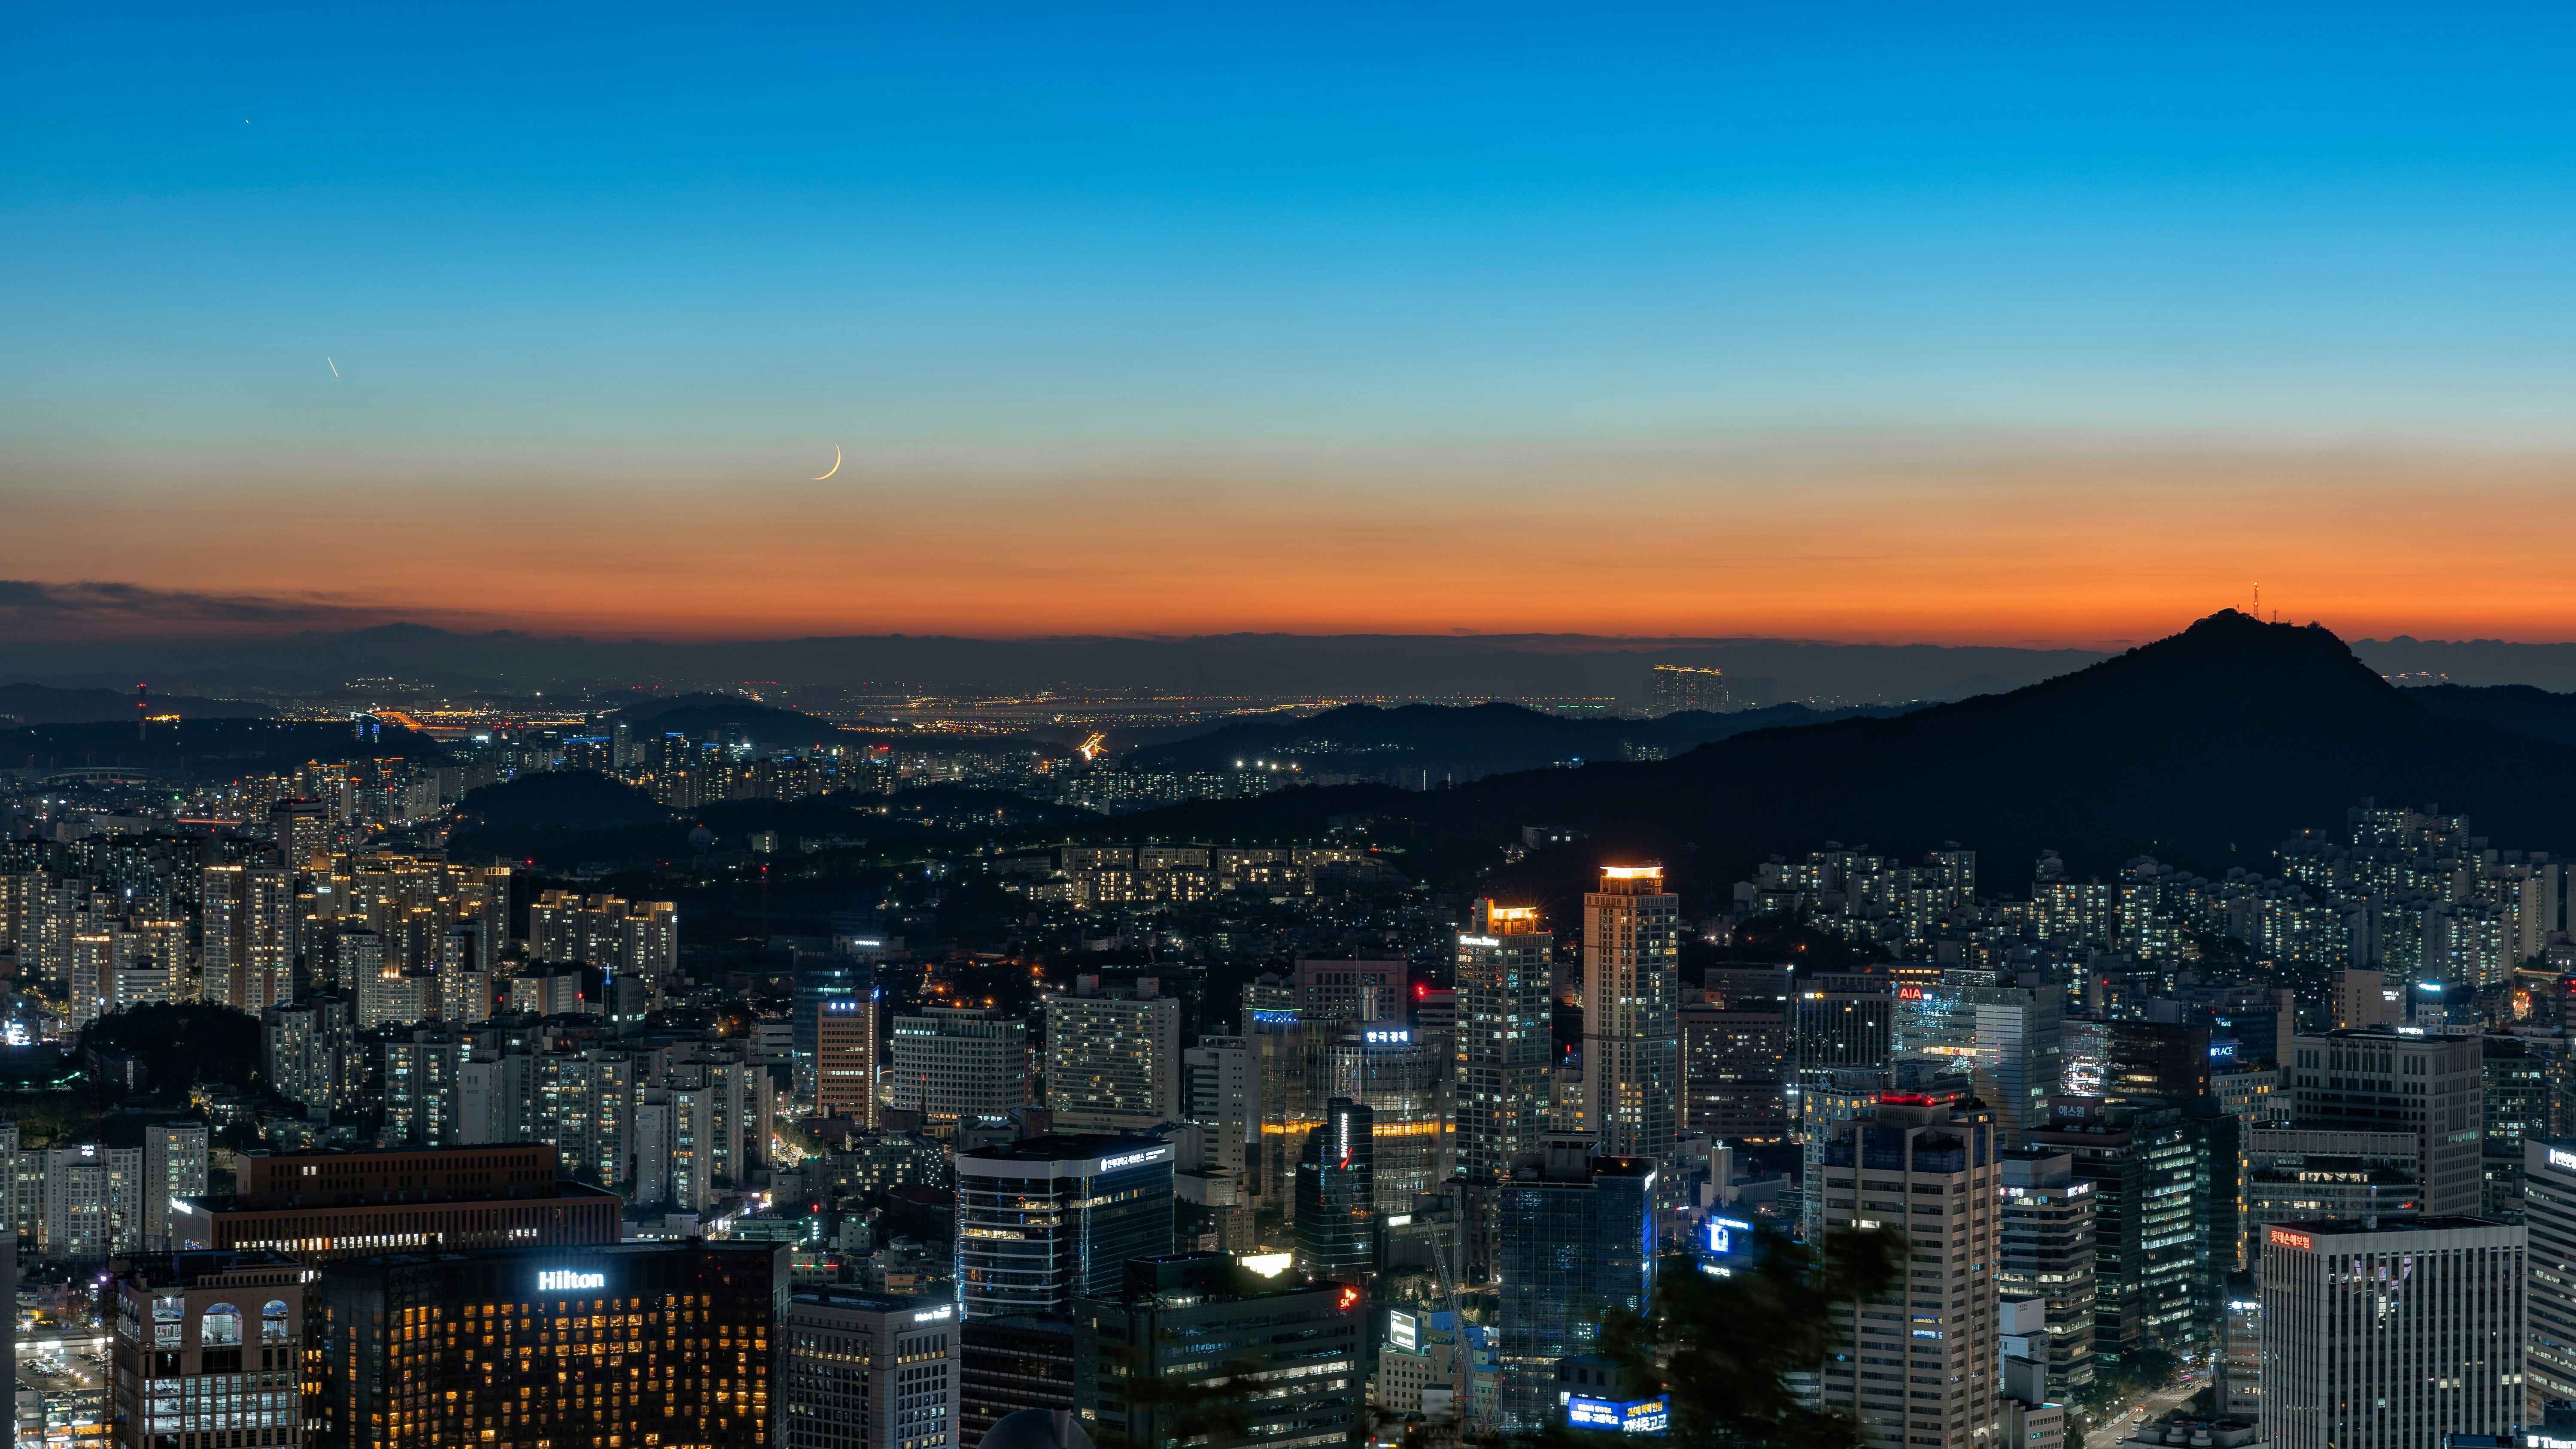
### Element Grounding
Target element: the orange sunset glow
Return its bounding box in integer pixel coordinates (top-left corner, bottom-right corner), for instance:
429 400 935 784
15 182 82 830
13 437 2576 644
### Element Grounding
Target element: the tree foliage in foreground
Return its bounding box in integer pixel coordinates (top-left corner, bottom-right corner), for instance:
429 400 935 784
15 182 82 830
1496 1222 1908 1449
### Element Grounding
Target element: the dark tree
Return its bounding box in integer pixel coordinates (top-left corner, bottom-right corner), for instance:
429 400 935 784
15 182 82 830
79 1002 264 1094
1500 1222 1907 1449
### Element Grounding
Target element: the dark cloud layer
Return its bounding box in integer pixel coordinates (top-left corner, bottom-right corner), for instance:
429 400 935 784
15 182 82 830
0 579 391 632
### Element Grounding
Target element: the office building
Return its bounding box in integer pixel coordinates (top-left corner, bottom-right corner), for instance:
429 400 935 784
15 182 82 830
954 1134 1174 1318
169 1143 620 1261
2525 1138 2576 1415
818 993 880 1124
887 1009 1030 1135
2101 1020 2213 1103
1815 1091 2002 1449
1183 1034 1260 1191
312 1240 787 1448
2027 1100 2200 1367
1495 1133 1658 1428
2260 1217 2523 1449
2285 1027 2483 1216
1326 1028 1448 1212
2241 1125 2425 1267
2485 1036 2550 1214
107 1249 305 1449
1455 902 1555 1185
1043 985 1181 1130
1681 966 1791 1142
1078 1253 1363 1449
1998 1147 2097 1392
1294 1099 1376 1283
793 956 873 1100
1242 989 1321 1218
1293 957 1409 1030
1582 866 1681 1158
784 1288 960 1449
1965 984 2065 1147
958 1316 1085 1446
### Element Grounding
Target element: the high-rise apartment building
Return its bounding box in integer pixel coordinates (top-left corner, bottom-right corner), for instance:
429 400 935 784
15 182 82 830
783 1288 960 1449
954 1134 1174 1318
1495 1133 1658 1429
887 1008 1029 1133
2285 1027 2482 1216
1455 902 1554 1185
1645 663 1729 714
1816 1091 2002 1449
200 864 297 1014
1043 984 1181 1130
141 1121 209 1252
2260 1217 2523 1449
1582 866 1680 1158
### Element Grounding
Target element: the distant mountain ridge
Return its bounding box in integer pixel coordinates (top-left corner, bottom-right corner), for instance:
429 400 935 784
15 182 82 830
1114 611 2576 893
0 626 2105 704
1124 700 1911 781
0 681 271 724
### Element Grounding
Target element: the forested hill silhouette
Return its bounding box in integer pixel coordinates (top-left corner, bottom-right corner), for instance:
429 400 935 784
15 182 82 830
1118 611 2576 890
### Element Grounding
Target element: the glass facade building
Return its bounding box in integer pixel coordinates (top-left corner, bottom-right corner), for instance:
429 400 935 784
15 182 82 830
954 1134 1175 1319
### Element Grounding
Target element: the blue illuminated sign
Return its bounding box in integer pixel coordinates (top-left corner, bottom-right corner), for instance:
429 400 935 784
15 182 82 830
2208 1039 2237 1061
1250 1009 1300 1026
1566 1396 1669 1434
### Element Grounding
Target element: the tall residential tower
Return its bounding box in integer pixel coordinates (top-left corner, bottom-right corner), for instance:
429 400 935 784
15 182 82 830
1582 866 1680 1159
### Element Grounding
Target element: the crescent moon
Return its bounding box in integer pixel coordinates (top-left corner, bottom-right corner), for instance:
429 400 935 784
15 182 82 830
813 445 841 481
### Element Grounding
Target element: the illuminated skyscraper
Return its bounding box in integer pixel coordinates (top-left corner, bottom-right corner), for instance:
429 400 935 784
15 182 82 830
817 992 879 1124
1582 866 1680 1158
1294 1099 1376 1283
1326 1030 1445 1212
1456 902 1554 1186
1043 982 1181 1130
886 1007 1029 1133
1495 1133 1657 1428
1816 1091 2002 1449
312 1241 785 1447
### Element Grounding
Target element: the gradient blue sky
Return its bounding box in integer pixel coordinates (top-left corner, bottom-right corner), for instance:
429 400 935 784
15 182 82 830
9 3 2576 641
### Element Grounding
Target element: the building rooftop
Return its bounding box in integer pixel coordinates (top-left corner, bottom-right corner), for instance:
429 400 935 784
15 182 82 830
2268 1215 2508 1236
957 1133 1168 1163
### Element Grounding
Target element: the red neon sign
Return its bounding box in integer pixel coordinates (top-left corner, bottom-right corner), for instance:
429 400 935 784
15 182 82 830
2267 1228 2313 1252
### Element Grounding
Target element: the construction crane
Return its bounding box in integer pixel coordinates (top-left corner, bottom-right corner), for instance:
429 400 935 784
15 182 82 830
1423 1203 1493 1444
